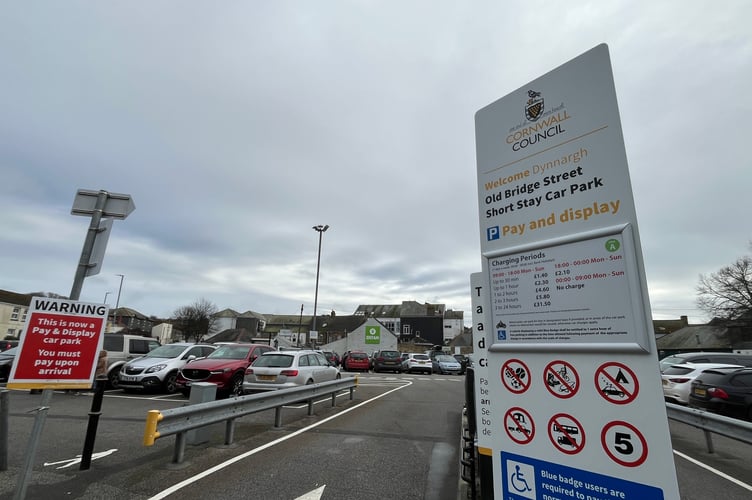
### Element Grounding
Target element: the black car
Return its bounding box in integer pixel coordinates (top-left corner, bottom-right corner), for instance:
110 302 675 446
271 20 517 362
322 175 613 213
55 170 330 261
688 367 752 421
0 340 18 352
0 347 19 381
371 350 402 373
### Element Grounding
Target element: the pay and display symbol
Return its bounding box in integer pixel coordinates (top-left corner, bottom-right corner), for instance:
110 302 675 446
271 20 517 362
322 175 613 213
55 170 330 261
487 226 500 240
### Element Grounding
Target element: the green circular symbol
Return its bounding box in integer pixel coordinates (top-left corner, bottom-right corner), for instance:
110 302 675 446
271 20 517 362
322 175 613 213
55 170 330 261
605 239 620 252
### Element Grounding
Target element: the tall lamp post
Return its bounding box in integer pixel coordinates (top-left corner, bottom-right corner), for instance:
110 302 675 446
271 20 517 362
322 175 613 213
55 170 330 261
103 291 111 304
311 225 329 338
115 274 125 328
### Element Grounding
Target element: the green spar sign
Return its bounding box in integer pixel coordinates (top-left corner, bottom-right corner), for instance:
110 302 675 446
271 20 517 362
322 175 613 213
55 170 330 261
365 326 380 344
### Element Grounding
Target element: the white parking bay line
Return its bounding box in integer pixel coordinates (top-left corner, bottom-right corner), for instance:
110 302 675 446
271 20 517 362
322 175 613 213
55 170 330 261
673 449 752 492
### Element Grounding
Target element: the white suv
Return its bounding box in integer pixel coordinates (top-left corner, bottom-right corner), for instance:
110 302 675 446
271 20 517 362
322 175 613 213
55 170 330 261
118 343 216 393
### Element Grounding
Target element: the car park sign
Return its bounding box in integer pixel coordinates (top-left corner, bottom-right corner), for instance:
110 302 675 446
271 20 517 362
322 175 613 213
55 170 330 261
8 297 107 390
473 45 680 498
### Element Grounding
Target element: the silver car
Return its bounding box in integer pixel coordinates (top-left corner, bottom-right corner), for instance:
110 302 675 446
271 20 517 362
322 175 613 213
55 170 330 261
432 354 463 375
118 343 216 393
243 350 341 392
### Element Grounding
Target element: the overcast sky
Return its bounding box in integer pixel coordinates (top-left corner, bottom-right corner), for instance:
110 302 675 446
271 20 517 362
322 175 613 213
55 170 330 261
1 2 749 326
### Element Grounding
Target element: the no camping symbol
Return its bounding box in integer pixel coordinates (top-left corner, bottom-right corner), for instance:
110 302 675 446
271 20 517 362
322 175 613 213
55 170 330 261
594 362 639 404
501 359 531 394
543 360 579 399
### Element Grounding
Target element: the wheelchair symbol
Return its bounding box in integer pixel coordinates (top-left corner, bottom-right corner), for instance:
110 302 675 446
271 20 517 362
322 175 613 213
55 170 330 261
511 465 532 492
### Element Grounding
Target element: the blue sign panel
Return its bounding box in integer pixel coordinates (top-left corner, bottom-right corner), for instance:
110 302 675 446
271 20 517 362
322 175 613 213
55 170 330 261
501 452 663 499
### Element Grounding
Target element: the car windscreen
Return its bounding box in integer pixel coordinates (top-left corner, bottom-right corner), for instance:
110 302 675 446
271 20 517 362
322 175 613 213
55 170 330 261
380 351 400 358
436 355 455 362
350 353 368 360
208 345 251 359
413 354 429 360
253 354 294 368
144 345 186 358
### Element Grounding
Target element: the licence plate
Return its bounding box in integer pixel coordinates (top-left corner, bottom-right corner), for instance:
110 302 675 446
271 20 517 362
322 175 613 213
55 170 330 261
120 375 134 382
693 388 706 396
257 375 276 381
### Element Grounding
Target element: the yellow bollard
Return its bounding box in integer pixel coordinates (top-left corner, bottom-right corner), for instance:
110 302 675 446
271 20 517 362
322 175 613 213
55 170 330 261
143 410 163 446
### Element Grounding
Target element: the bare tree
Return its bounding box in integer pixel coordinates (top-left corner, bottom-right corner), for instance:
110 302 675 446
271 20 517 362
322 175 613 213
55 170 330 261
172 298 218 342
696 248 752 320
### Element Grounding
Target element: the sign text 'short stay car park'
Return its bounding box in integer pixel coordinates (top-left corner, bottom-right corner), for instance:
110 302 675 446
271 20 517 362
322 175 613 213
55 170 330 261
8 297 107 390
471 44 680 499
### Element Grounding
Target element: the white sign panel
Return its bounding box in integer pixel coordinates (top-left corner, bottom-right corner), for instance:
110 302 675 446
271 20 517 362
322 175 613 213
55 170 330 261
473 44 679 499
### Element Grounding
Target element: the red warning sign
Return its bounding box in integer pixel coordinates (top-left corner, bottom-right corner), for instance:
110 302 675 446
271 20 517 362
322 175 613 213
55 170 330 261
543 360 579 399
501 359 531 394
548 413 586 455
601 420 648 467
505 407 535 445
594 361 639 404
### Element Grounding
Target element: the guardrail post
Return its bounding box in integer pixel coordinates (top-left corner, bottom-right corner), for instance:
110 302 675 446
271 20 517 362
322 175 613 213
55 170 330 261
331 393 336 407
225 419 236 445
173 432 187 465
703 429 715 453
307 399 314 416
274 406 283 428
349 386 354 400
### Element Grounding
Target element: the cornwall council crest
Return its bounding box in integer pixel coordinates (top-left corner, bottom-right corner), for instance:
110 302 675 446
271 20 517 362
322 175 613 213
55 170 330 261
525 90 544 121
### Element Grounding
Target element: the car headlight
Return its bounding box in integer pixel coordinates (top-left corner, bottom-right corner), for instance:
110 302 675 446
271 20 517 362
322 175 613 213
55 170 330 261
146 364 167 373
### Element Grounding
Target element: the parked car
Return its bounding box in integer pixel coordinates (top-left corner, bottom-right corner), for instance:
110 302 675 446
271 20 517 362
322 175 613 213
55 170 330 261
689 367 752 421
176 343 275 398
401 353 432 374
0 347 19 381
343 351 370 372
371 349 402 373
659 352 752 373
0 340 18 351
453 354 469 375
118 343 216 393
322 351 340 367
243 350 341 392
432 354 463 375
103 334 161 389
661 362 742 405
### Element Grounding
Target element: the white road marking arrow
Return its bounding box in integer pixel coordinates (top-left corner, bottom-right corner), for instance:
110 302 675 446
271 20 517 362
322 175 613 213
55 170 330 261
43 449 118 469
295 485 325 499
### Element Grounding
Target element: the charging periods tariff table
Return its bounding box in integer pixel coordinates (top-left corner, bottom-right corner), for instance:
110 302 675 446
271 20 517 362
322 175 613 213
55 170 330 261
488 233 637 344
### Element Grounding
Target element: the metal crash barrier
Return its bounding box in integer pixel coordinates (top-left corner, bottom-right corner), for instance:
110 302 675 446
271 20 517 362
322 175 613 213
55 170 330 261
665 402 752 453
143 377 357 464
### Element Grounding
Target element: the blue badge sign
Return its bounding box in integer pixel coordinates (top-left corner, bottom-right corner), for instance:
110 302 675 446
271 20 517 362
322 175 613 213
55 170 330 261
502 452 663 499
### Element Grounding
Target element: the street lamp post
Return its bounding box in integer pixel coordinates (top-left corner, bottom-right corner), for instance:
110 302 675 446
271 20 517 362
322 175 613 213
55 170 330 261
103 291 111 304
114 274 125 327
311 225 329 338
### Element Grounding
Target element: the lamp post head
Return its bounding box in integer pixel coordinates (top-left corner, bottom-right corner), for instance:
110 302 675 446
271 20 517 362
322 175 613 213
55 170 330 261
312 224 329 233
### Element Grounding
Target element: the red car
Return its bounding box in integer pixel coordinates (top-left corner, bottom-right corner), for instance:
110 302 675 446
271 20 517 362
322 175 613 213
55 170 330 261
176 343 275 398
343 351 370 372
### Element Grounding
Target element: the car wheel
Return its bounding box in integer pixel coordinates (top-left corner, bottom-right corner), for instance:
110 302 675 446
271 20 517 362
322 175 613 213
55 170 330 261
108 367 121 389
163 372 178 394
306 379 314 385
228 374 244 397
336 373 342 379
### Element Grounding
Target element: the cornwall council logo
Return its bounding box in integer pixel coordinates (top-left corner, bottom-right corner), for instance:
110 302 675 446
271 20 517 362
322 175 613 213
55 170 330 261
525 90 544 121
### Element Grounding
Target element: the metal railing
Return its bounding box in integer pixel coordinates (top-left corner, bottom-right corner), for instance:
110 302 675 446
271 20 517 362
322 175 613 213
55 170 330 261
143 377 357 464
665 402 752 453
